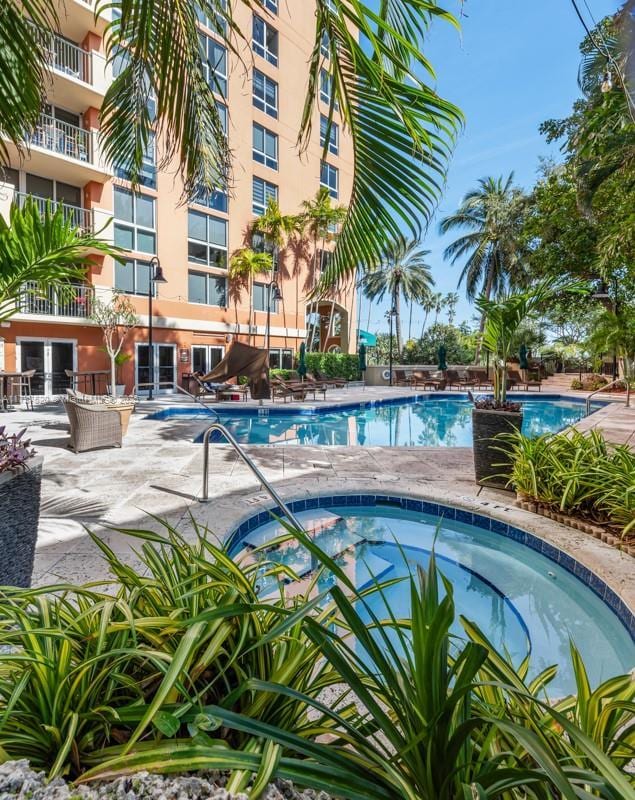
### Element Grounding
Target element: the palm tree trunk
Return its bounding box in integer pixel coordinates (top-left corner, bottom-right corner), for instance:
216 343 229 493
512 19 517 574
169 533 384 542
307 233 319 351
474 266 496 363
420 310 429 339
408 301 413 341
394 290 402 354
248 273 253 347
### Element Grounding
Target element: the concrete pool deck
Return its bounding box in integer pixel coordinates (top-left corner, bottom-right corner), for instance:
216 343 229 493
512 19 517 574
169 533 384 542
4 386 633 614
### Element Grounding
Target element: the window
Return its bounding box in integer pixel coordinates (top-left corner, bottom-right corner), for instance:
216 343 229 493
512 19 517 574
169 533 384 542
269 348 293 370
320 69 336 107
252 230 278 270
192 345 224 373
253 69 278 118
320 115 339 156
114 258 155 296
193 185 228 213
114 132 157 189
253 282 278 313
114 187 156 253
200 34 227 96
252 123 278 170
259 0 278 12
195 0 227 33
320 30 330 58
187 209 227 268
112 48 156 119
252 14 278 66
25 173 82 207
320 161 338 199
188 271 227 306
252 176 278 215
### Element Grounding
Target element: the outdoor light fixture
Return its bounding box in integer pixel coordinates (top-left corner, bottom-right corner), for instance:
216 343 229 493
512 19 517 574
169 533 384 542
265 280 283 351
147 256 167 401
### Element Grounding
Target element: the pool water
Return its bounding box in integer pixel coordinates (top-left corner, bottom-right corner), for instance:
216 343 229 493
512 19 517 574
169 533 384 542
215 399 588 446
239 506 635 696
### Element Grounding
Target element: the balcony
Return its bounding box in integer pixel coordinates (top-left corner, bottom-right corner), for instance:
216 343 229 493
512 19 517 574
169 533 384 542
17 281 94 318
13 191 94 233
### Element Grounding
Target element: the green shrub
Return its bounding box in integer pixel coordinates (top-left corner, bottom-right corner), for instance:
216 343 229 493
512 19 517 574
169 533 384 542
270 368 295 380
503 428 635 537
570 378 583 390
305 352 360 380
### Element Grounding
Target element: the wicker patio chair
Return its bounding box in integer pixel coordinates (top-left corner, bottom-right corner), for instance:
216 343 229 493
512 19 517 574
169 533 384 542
63 399 123 453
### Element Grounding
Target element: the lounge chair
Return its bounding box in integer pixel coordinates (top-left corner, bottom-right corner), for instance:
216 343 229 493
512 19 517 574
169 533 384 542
273 377 326 401
271 378 308 402
467 369 494 390
312 370 347 388
444 369 476 390
63 398 123 453
507 369 542 391
192 373 249 401
412 369 445 390
394 369 415 387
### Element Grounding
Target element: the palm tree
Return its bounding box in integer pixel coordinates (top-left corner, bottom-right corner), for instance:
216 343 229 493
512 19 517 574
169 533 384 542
252 198 301 256
445 292 459 325
439 174 525 357
432 292 445 326
0 199 120 322
228 248 273 346
1 1 461 289
420 293 436 339
361 239 434 353
300 188 347 351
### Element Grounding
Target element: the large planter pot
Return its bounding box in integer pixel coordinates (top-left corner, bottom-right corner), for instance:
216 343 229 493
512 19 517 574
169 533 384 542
472 408 522 489
0 456 43 587
107 384 127 397
105 403 134 435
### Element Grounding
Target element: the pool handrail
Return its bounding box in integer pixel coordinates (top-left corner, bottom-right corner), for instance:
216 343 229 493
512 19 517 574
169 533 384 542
199 422 305 532
586 378 631 415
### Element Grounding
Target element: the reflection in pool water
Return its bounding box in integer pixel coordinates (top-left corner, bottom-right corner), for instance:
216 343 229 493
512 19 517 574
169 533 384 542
238 507 635 696
216 399 589 447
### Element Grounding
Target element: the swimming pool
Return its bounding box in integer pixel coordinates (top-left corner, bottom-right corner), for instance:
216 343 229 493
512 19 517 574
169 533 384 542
232 499 635 696
152 395 598 447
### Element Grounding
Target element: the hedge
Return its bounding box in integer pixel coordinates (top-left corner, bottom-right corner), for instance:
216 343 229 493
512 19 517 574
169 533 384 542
305 352 360 380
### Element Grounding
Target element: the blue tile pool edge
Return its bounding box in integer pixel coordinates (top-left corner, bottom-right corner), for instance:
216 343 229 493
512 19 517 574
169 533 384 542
146 392 607 420
227 493 635 644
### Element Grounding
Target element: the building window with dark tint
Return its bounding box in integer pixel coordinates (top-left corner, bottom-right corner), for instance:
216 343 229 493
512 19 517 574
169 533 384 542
269 348 293 369
114 258 155 296
114 187 156 254
192 185 228 213
253 281 278 312
253 69 278 118
188 271 227 306
320 115 338 155
252 15 278 66
252 176 278 215
187 210 227 268
200 34 228 96
319 69 338 109
259 0 278 12
320 161 339 199
114 132 157 189
195 0 227 33
252 123 278 170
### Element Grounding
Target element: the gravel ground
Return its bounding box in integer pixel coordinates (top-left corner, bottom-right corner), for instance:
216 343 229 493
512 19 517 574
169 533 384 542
0 761 333 800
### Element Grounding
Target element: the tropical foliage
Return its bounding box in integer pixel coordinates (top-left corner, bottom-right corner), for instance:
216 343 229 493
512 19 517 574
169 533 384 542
229 248 273 345
360 238 434 352
504 428 635 539
1 0 462 290
400 322 476 366
0 518 632 799
0 199 120 322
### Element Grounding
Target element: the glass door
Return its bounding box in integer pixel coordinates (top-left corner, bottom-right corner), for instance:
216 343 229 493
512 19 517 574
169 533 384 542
192 345 224 375
20 341 46 395
136 344 176 394
19 339 74 397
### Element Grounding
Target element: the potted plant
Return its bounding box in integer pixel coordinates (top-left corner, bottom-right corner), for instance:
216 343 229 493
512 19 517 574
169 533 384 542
472 279 584 487
0 427 41 587
89 292 139 400
103 351 133 397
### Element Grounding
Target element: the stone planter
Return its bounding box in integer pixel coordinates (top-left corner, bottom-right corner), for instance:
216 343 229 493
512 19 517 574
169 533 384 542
472 407 522 488
0 456 43 587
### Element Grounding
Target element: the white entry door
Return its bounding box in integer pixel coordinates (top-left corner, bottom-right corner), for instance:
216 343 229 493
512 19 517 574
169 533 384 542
17 338 76 397
135 343 176 394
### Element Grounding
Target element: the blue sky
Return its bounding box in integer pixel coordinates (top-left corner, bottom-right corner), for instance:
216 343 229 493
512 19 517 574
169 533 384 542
361 0 619 336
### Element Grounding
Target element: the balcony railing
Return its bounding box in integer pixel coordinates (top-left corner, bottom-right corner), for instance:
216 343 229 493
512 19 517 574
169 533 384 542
28 114 92 163
18 282 94 318
14 192 94 233
48 35 92 83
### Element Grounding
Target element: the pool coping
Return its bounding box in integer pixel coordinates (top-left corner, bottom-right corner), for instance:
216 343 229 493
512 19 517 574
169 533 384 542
224 490 635 644
147 392 608 419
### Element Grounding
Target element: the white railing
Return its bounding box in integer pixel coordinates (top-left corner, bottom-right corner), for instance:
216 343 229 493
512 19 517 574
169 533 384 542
14 192 94 233
48 35 92 83
18 282 95 318
28 113 92 163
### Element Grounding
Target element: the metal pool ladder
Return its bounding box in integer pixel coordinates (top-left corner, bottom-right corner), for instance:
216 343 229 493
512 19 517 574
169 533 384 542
198 422 305 531
585 378 631 415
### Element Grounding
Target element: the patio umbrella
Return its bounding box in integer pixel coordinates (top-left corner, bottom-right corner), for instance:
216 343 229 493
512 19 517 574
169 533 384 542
358 343 367 375
297 342 307 380
437 343 447 371
519 343 529 370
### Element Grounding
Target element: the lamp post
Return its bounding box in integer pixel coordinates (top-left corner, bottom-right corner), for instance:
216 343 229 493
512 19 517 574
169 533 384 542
265 279 283 352
592 277 619 381
386 304 397 386
147 256 167 400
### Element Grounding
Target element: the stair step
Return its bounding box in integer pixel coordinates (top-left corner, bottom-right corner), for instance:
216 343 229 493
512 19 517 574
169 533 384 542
241 509 343 548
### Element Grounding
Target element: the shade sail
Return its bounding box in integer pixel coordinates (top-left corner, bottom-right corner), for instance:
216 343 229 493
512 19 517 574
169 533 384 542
201 342 270 400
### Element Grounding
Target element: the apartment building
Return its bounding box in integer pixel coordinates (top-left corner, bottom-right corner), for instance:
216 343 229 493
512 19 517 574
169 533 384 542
0 0 356 398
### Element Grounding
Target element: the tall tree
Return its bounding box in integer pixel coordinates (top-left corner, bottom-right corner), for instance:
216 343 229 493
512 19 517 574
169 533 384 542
445 291 459 324
361 238 433 353
419 293 436 339
439 174 526 356
1 0 461 287
228 248 272 346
